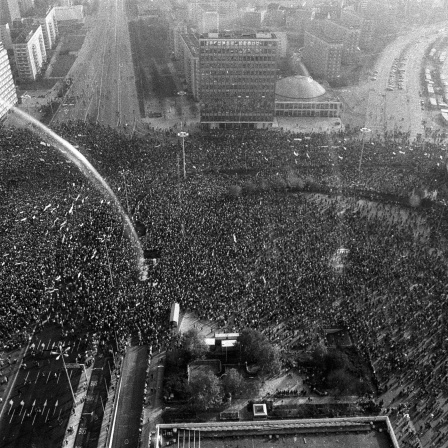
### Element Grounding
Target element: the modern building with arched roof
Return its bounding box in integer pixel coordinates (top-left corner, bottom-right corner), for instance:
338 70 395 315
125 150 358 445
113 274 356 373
275 75 342 118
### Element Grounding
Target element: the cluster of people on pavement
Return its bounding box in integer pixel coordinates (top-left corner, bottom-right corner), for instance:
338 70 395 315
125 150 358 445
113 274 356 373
1 121 448 443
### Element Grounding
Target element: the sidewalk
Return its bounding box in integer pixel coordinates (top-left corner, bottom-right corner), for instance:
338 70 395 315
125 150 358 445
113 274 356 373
141 351 166 448
44 40 65 79
63 363 94 448
96 357 123 448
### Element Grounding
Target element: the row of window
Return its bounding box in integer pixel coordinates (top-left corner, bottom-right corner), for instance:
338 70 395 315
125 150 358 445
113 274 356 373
201 87 274 93
201 114 273 121
200 48 276 55
200 40 276 47
277 102 341 110
276 110 339 117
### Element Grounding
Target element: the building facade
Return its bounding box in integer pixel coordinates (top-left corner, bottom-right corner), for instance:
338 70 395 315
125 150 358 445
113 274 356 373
199 31 277 128
322 20 360 64
303 28 343 80
18 0 33 15
341 9 375 51
0 40 17 118
180 33 199 100
275 75 342 118
36 7 57 50
12 23 46 80
198 9 218 34
0 0 20 25
0 22 13 48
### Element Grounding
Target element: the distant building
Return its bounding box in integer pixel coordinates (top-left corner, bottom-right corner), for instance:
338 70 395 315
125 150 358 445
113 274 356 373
340 9 374 51
12 23 46 80
275 75 342 118
263 7 285 27
322 19 360 63
18 0 34 15
285 7 312 36
36 6 57 50
0 0 21 25
0 22 13 48
180 33 199 100
303 27 343 81
0 40 17 118
240 9 264 29
54 5 84 29
199 31 278 129
275 31 288 58
198 9 219 34
170 21 187 60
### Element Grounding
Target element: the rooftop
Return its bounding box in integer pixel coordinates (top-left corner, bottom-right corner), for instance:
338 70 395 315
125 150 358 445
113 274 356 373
200 31 276 39
276 75 326 100
306 25 343 44
157 417 399 448
182 33 199 56
12 24 40 44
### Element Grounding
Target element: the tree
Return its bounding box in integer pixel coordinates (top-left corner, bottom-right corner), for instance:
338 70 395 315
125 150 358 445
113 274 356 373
222 369 244 396
164 372 190 400
237 329 281 376
182 329 208 363
326 369 352 396
238 329 267 364
189 370 222 411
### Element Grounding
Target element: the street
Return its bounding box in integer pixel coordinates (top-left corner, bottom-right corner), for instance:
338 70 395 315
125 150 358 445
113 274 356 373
52 0 139 130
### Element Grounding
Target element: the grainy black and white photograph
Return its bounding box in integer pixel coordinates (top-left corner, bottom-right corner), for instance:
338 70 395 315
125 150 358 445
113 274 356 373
1 0 448 447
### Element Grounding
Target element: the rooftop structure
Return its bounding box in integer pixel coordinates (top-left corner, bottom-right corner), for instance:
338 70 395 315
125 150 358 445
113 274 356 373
275 75 342 119
156 416 400 448
276 75 326 100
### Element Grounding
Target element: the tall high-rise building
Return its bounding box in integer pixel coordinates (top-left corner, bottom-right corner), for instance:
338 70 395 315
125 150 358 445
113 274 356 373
0 0 21 25
322 19 360 63
0 40 17 119
199 31 278 129
12 23 46 80
36 7 58 50
303 28 343 81
180 33 200 100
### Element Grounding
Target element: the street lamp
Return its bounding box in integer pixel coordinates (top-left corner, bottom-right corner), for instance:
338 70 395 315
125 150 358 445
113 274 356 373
358 127 372 176
51 344 76 403
177 90 187 127
177 131 189 179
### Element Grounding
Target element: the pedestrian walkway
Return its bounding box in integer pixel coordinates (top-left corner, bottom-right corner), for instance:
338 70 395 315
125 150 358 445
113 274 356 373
110 345 148 448
96 357 122 448
63 363 93 448
44 40 64 79
141 351 166 448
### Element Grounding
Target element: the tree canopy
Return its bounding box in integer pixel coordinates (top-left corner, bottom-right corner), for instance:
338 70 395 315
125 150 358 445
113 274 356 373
237 329 281 375
189 370 222 411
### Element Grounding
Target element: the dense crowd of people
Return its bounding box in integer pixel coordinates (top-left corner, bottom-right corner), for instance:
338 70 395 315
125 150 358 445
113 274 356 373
1 120 448 443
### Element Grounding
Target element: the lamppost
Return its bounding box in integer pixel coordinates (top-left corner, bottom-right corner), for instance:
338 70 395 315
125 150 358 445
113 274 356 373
177 90 187 126
358 127 372 176
177 91 188 179
51 344 76 403
177 130 189 179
